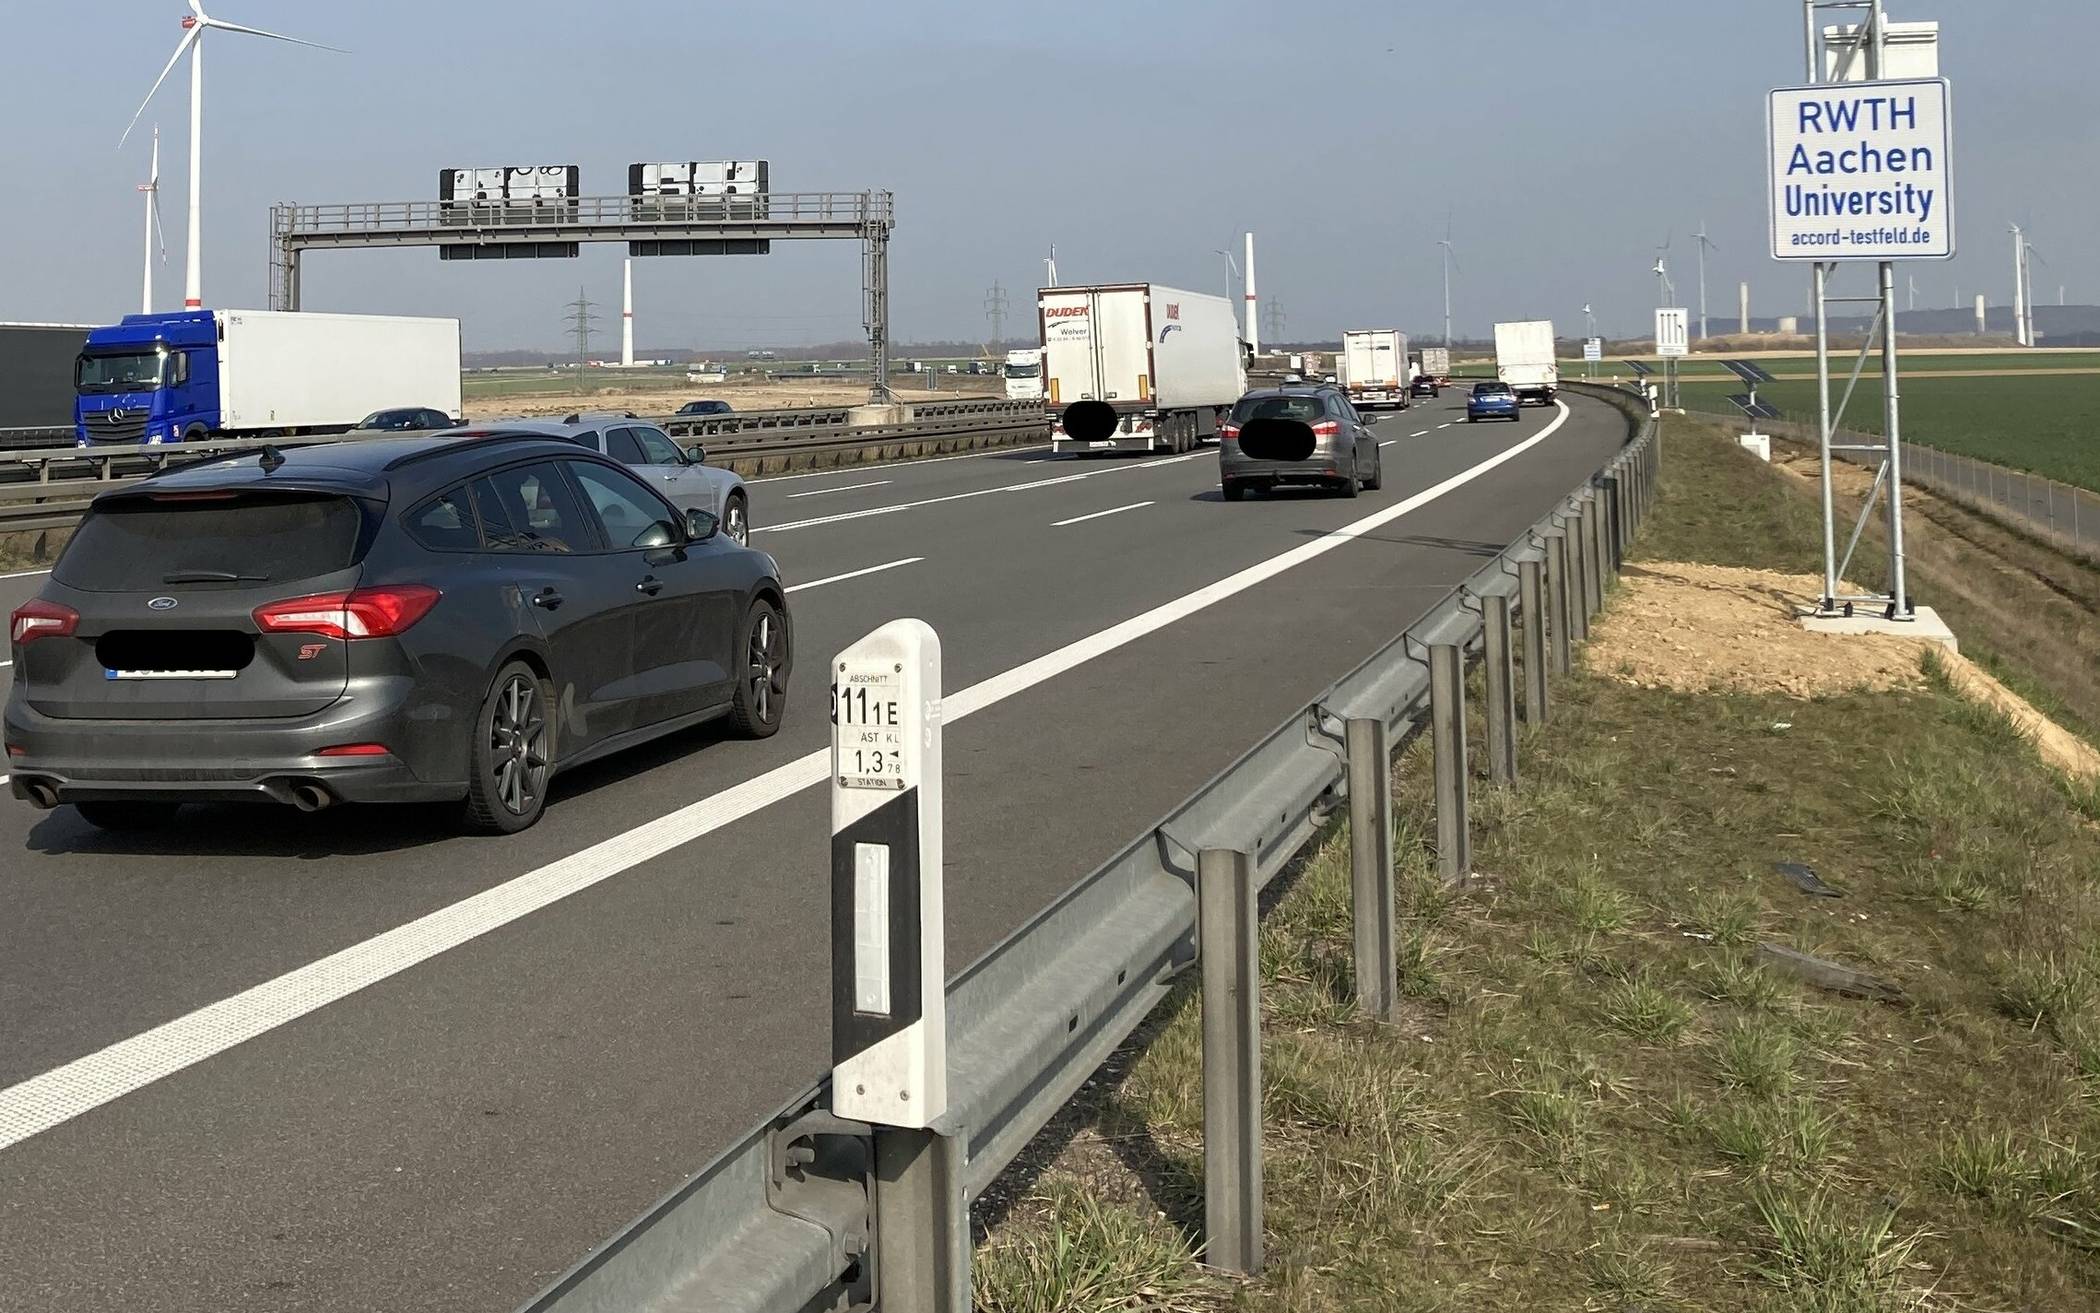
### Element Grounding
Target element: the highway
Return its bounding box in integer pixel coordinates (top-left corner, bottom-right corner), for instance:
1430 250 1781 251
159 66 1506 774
0 390 1627 1311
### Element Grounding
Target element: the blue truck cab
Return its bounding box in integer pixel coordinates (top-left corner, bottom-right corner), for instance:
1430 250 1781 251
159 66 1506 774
74 310 222 447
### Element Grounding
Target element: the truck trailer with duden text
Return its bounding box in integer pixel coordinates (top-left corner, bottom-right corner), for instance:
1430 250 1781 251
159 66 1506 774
1039 284 1244 455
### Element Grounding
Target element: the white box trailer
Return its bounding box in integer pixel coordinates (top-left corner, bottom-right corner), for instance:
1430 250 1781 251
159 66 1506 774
1340 329 1408 409
1420 346 1451 381
217 311 462 431
1040 283 1245 454
1493 320 1559 405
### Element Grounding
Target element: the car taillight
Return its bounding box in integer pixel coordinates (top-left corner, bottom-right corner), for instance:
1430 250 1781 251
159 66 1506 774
1312 421 1341 437
10 599 78 646
316 743 392 757
254 585 441 640
1219 423 1240 443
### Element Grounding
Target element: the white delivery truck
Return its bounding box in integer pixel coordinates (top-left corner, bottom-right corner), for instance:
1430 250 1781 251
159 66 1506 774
1420 346 1451 382
1340 329 1408 409
74 309 462 445
1003 347 1043 401
1040 283 1244 454
1493 320 1559 406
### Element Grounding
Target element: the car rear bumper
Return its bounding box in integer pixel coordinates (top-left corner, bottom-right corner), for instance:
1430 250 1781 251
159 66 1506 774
4 690 464 808
1220 455 1352 486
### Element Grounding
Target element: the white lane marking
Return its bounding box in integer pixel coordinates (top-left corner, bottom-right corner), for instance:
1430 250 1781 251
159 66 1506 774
0 660 11 669
787 480 891 499
1411 430 1430 437
747 442 1052 485
784 557 924 594
0 568 53 581
758 452 1202 535
1052 501 1153 528
0 403 1573 1151
1379 440 1395 448
1437 423 1453 429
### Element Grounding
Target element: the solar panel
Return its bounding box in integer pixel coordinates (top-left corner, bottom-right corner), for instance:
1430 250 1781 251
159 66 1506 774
1722 359 1776 385
1728 393 1782 420
1626 360 1654 377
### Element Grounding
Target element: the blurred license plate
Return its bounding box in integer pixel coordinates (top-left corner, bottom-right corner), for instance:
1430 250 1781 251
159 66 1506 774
105 669 239 680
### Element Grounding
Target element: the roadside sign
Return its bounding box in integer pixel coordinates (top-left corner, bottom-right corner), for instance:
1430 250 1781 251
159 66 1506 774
1767 77 1953 261
1582 337 1603 363
831 619 946 1128
1655 308 1689 358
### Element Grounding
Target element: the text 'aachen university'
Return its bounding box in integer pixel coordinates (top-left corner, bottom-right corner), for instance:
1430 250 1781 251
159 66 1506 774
1783 93 1937 224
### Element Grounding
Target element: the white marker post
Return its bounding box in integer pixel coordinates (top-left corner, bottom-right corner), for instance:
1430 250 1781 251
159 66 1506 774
831 620 945 1128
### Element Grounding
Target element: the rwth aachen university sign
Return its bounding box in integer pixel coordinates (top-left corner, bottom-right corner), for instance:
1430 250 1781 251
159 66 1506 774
1767 77 1953 261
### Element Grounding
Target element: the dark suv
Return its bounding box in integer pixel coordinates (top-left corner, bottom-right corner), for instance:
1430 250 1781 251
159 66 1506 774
6 433 791 834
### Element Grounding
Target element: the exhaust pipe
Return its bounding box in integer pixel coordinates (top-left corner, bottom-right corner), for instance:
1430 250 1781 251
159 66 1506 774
288 782 334 813
21 780 59 810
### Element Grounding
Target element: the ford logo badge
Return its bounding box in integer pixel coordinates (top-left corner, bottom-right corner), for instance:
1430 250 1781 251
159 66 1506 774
147 596 178 611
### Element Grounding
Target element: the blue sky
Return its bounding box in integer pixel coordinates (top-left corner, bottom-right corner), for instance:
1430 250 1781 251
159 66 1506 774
3 1 2091 350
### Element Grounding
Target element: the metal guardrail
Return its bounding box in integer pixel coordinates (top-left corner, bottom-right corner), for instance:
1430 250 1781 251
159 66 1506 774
519 396 1660 1312
0 402 1048 538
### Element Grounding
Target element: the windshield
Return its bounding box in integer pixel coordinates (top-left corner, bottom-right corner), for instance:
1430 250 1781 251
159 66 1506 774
1475 383 1511 395
77 352 167 394
1003 362 1040 379
55 492 368 592
1232 395 1328 423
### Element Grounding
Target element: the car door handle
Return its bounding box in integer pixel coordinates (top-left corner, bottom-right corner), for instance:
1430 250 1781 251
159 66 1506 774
635 576 663 596
531 587 564 610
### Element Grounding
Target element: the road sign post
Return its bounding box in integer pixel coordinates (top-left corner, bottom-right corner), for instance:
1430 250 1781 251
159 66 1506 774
832 620 946 1126
1654 308 1689 410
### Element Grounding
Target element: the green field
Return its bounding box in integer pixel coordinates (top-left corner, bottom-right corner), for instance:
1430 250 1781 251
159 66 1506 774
1675 372 2100 492
1579 350 2100 378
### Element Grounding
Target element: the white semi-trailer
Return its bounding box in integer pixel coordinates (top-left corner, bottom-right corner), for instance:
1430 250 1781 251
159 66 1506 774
1339 329 1408 409
1493 320 1559 406
1040 283 1244 454
1420 346 1451 381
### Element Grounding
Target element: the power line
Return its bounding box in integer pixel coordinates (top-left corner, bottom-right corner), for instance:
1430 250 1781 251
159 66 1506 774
563 286 600 391
1261 297 1285 346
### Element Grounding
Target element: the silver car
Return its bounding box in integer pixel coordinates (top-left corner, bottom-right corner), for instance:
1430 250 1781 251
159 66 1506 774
1217 386 1383 501
493 415 752 543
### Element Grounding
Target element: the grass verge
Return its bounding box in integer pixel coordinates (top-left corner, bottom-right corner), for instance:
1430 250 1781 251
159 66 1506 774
973 426 2100 1312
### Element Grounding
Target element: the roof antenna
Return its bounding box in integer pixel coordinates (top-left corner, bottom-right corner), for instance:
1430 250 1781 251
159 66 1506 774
258 444 285 473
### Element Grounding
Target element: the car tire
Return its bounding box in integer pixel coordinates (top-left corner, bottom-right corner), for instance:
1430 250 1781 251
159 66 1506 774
1222 481 1245 502
462 661 556 835
1363 451 1383 491
73 801 182 831
729 596 789 739
1339 459 1361 499
723 492 749 545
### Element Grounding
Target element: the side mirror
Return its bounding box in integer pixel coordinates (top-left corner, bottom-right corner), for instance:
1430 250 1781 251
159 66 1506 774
635 519 680 550
684 442 708 465
1362 413 1381 425
684 508 719 542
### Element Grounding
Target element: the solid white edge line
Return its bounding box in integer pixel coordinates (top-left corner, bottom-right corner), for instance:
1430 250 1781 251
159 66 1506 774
746 442 1053 485
0 402 1574 1152
786 480 892 499
0 568 53 581
784 557 925 594
1051 501 1154 528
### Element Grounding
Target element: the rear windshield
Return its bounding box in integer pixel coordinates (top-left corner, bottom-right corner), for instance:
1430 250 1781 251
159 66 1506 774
1232 394 1329 423
55 492 368 591
1474 383 1511 394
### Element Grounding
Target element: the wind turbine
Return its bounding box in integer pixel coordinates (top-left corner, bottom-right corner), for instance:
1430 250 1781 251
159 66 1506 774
1652 235 1675 308
1438 219 1457 348
121 1 343 310
2023 235 2048 346
1043 244 1058 288
137 127 168 314
1694 222 1717 340
2008 222 2028 345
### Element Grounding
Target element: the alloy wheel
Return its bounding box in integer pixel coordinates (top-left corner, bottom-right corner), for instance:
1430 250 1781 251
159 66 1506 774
747 610 786 724
490 674 549 816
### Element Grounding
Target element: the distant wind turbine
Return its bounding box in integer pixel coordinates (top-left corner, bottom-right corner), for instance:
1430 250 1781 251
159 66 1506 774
1652 234 1675 307
1438 219 1457 348
121 1 344 309
1694 223 1718 340
137 127 167 314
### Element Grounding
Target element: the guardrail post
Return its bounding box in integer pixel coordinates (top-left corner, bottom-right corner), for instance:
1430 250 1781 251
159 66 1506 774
1428 639 1471 886
1482 594 1517 784
874 1128 971 1312
1563 510 1591 644
1580 493 1605 618
1344 718 1396 1023
1199 846 1263 1275
1519 558 1550 722
1602 474 1626 566
1544 533 1573 675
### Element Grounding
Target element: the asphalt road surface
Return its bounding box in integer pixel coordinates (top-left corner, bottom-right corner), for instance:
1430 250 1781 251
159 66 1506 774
0 389 1626 1311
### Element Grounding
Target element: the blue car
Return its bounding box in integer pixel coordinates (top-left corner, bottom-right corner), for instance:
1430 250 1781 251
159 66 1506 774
1466 381 1521 423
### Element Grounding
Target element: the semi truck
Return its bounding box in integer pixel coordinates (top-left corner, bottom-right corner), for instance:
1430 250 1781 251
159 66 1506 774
1492 320 1558 406
1039 283 1244 454
1420 346 1451 381
1 323 93 442
1339 329 1408 409
73 309 463 447
1003 347 1043 401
